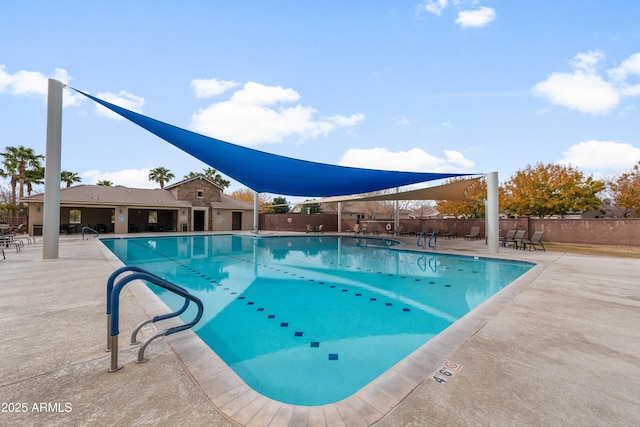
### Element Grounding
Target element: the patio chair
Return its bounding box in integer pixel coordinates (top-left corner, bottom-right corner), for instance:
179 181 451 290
500 229 517 247
506 230 526 249
464 226 480 240
523 231 545 251
0 235 21 252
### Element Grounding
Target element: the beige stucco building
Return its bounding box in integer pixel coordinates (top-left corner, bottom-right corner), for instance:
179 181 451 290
22 176 254 236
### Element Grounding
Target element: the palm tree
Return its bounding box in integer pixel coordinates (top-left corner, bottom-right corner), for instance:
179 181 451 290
61 170 82 188
148 167 175 189
184 167 230 189
25 165 45 196
1 146 44 204
96 180 113 186
0 158 19 206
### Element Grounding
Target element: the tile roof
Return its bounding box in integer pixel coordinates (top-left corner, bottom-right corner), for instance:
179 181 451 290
211 194 254 210
23 185 191 207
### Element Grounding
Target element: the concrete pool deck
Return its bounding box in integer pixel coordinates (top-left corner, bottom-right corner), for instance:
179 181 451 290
1 233 639 426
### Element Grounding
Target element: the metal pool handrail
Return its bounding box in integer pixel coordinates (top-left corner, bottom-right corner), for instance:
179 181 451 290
106 266 203 372
81 226 99 240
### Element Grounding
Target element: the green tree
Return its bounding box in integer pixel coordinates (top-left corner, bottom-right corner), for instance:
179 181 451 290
25 165 45 196
0 158 18 206
96 180 113 186
502 163 604 218
299 201 322 214
436 178 487 218
184 167 231 189
1 145 44 204
608 161 640 217
61 170 82 188
148 166 175 189
272 196 290 214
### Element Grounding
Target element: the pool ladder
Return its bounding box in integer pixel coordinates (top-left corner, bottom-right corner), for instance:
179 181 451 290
106 266 203 372
82 226 99 240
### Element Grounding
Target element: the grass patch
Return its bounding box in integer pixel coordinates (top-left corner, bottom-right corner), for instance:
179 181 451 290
545 243 640 258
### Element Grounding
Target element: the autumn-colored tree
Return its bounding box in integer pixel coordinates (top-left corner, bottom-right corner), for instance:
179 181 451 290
230 189 273 213
501 163 604 218
436 178 487 218
608 161 640 217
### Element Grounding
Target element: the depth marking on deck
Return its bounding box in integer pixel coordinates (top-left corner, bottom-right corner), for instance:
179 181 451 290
431 360 462 384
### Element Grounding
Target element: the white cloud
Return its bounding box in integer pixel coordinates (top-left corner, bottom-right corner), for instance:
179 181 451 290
338 147 475 173
455 7 496 28
190 81 364 145
82 168 156 188
558 140 640 172
0 65 83 107
191 78 239 98
94 90 145 120
608 52 640 81
533 50 640 114
532 71 619 114
423 0 448 15
608 52 640 96
572 50 605 72
230 82 300 106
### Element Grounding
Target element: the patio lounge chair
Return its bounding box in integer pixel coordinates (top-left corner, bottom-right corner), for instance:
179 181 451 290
0 235 21 252
523 231 545 251
506 230 526 249
464 226 480 240
500 229 517 247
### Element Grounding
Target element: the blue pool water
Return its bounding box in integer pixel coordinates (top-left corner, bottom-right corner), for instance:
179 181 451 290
101 234 532 405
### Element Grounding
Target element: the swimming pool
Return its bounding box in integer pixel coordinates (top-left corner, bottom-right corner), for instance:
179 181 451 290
101 234 533 405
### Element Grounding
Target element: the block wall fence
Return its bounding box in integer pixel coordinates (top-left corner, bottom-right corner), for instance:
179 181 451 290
260 215 640 246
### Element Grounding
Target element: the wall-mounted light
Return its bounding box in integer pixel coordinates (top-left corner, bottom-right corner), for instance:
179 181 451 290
119 208 123 214
36 203 41 212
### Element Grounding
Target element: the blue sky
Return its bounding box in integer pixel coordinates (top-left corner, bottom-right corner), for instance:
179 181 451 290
2 1 640 200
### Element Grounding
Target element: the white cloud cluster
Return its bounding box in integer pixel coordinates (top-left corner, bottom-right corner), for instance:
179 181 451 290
191 78 239 98
338 147 475 173
94 90 145 120
190 80 364 145
421 1 495 28
0 65 83 107
455 7 496 28
423 0 448 15
532 50 640 114
558 140 640 173
82 167 156 188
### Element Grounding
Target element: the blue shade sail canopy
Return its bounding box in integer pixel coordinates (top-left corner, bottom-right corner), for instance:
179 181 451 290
72 88 472 197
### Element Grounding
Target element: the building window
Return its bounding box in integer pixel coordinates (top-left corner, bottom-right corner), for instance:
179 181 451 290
197 190 203 198
148 211 157 224
70 209 81 224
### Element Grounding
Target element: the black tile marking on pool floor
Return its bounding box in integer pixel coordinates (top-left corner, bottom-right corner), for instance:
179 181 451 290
329 354 339 361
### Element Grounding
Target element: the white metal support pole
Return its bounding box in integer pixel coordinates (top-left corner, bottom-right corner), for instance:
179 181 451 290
253 191 259 231
394 187 399 233
486 171 499 254
43 79 64 259
337 202 342 233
